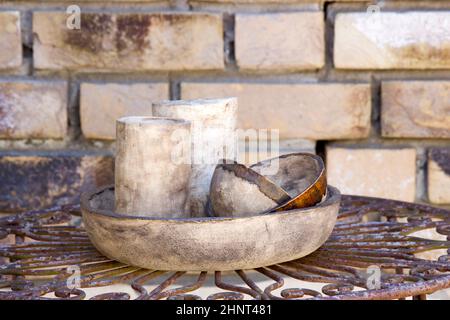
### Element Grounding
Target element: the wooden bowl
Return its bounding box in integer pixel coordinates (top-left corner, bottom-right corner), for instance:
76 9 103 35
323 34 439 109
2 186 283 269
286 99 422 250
81 185 340 271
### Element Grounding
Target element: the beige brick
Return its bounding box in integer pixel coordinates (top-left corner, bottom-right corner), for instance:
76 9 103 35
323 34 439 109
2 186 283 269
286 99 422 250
326 147 416 202
0 12 22 69
192 0 297 2
428 148 450 204
33 12 224 71
382 81 450 138
0 152 114 212
238 139 316 166
0 80 67 139
80 82 168 140
235 12 324 70
335 12 450 69
182 82 371 140
69 0 163 1
190 0 366 3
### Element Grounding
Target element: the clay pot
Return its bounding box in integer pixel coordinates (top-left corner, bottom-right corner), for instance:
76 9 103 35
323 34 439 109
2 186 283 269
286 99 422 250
253 153 327 212
115 116 192 218
209 153 327 217
209 161 291 217
152 98 237 217
81 185 340 271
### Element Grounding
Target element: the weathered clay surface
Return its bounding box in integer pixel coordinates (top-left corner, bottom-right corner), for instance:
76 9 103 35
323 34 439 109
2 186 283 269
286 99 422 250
326 147 416 202
382 81 450 138
153 98 237 217
81 82 168 140
0 80 67 139
335 12 450 69
428 148 450 204
253 153 326 212
181 82 371 140
235 12 324 70
82 185 340 271
33 12 224 71
115 117 192 218
0 11 22 69
210 153 326 217
209 162 290 217
0 153 114 212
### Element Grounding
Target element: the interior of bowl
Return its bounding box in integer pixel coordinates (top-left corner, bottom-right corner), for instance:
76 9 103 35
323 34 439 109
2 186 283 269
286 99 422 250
83 185 340 222
251 153 324 198
211 161 291 206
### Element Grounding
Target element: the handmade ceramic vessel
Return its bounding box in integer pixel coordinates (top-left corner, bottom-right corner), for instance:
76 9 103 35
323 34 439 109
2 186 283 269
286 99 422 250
209 161 291 217
115 116 192 218
209 153 327 217
81 185 340 271
152 98 237 217
254 153 327 212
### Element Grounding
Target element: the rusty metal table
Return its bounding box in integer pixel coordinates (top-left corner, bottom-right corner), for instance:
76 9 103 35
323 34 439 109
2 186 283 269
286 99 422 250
0 195 449 300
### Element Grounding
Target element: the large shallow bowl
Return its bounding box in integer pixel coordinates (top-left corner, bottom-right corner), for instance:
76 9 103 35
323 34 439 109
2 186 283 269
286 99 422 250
81 185 341 271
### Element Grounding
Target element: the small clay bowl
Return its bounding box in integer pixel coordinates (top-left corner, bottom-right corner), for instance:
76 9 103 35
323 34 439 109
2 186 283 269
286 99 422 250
252 153 327 212
81 185 340 271
209 161 291 217
209 153 327 217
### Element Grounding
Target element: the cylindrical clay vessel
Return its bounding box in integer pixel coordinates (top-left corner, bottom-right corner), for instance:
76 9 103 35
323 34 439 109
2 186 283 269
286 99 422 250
115 116 192 218
153 98 238 217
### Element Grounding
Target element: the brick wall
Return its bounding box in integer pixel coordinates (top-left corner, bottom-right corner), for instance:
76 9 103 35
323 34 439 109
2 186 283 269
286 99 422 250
0 0 449 212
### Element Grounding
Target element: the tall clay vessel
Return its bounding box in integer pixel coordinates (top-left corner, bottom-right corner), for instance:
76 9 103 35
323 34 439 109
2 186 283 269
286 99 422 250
153 98 238 217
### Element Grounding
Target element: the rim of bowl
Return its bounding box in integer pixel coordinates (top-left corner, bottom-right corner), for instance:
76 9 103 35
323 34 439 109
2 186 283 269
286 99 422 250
116 116 191 126
81 185 341 223
253 153 326 211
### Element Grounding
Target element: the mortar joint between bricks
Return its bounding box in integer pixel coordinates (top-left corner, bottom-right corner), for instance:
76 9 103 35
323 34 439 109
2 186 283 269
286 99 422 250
223 12 236 70
322 0 335 80
169 79 181 100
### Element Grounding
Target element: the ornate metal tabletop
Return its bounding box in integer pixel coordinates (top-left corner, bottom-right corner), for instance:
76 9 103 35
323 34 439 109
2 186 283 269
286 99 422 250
0 195 449 300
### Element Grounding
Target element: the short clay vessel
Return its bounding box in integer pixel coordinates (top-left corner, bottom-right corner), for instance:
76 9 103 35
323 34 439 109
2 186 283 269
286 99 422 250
209 153 327 217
